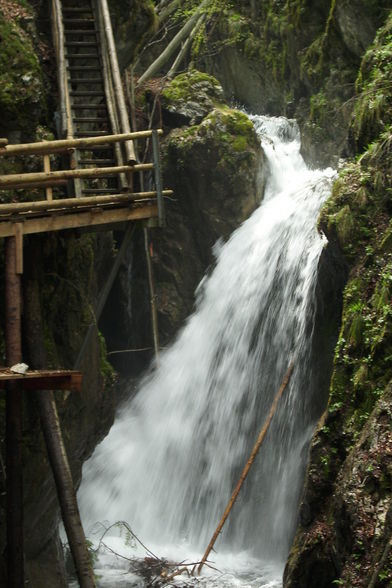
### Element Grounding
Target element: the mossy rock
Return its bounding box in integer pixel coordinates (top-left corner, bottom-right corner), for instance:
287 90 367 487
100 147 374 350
0 10 44 132
162 69 225 126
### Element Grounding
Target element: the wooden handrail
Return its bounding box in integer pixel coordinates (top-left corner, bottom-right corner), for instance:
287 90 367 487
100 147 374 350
98 0 136 164
0 163 153 188
0 130 162 157
0 190 173 215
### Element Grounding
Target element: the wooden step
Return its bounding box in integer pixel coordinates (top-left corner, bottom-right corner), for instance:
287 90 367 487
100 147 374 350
65 41 97 47
72 103 108 109
78 144 113 151
70 78 103 83
82 188 119 194
66 54 100 59
65 30 97 35
73 117 107 123
80 159 115 164
70 91 105 96
75 132 109 138
68 66 101 71
63 19 95 25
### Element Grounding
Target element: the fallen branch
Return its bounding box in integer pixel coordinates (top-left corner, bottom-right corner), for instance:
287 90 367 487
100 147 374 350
137 0 209 86
167 14 206 80
196 363 295 575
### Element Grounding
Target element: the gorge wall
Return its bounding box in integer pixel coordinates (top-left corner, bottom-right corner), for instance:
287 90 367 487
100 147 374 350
1 0 392 586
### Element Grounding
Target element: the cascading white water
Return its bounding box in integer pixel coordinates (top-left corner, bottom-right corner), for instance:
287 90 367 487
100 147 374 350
78 115 336 586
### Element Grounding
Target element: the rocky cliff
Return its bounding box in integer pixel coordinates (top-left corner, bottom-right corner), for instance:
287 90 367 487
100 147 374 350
2 0 392 586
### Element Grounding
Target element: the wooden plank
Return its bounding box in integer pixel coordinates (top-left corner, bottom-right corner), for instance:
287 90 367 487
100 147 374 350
0 130 162 157
0 204 159 237
0 190 172 215
0 163 153 188
0 369 82 391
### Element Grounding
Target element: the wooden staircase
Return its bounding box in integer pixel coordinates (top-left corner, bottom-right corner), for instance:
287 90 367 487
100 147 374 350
60 0 124 196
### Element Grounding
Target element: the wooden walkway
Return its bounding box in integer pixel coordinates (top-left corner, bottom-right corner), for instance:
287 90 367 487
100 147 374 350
1 2 170 587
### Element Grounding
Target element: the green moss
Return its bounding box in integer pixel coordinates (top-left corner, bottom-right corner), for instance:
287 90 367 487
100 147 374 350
98 331 115 384
162 69 223 105
0 13 43 128
353 13 392 148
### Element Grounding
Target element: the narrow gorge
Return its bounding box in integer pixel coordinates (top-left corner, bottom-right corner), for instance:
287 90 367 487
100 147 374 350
0 1 391 587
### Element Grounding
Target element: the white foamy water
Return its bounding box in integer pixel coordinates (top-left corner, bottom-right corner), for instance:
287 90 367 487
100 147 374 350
77 115 336 586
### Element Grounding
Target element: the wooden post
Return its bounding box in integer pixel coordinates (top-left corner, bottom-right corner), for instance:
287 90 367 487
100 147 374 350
144 228 160 359
5 236 24 587
99 0 136 164
37 392 96 588
151 130 165 228
43 155 53 201
22 248 95 588
197 364 294 575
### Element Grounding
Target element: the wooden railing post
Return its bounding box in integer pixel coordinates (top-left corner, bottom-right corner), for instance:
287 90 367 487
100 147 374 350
98 0 137 164
5 236 24 587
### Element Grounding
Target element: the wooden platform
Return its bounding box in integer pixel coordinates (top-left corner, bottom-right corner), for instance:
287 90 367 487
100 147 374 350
0 368 82 391
0 202 159 237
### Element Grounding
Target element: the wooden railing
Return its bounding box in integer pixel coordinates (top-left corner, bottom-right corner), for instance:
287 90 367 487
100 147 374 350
0 130 169 228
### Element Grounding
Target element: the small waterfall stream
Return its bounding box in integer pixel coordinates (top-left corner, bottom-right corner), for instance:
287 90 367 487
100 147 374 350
78 115 336 586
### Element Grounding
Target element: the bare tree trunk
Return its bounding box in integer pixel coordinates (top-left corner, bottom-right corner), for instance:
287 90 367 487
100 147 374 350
167 14 205 79
137 0 209 86
159 0 181 22
24 243 96 588
197 364 294 575
37 392 96 588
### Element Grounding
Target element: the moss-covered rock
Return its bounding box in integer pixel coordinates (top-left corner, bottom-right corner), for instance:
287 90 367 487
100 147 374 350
0 1 46 135
162 69 225 125
284 13 392 586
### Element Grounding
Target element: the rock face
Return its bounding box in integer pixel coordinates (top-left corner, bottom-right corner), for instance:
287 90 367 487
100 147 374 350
195 0 391 167
284 13 392 586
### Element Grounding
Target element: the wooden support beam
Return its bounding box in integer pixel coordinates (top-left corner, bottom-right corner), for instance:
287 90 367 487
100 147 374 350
0 130 162 157
0 190 172 216
0 163 153 188
5 236 24 587
14 223 23 275
0 369 82 391
4 178 68 191
37 391 96 587
152 130 166 228
99 0 136 164
0 204 159 237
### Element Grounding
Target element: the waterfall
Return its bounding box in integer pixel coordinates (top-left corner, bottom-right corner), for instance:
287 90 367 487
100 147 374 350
78 115 336 586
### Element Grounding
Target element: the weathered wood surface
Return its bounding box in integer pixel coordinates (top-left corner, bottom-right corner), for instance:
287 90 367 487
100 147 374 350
0 190 172 216
0 130 162 157
99 0 136 164
0 203 159 237
5 236 24 587
0 163 153 188
0 368 83 391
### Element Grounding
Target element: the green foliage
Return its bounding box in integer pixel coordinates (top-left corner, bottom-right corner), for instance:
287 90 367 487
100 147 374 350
0 11 44 128
353 13 392 147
